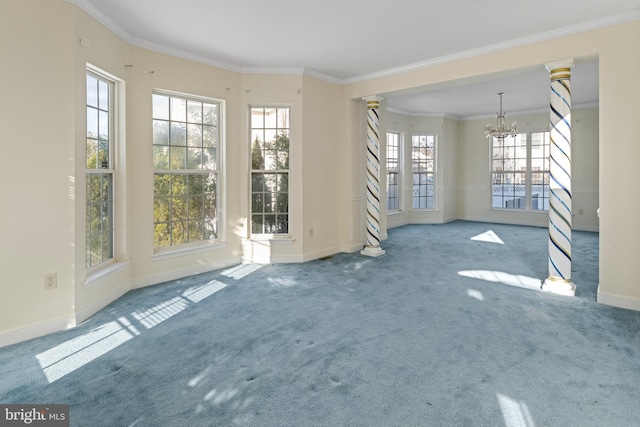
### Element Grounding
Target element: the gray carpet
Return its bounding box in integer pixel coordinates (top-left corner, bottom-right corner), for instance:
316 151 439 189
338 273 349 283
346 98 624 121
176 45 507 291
1 221 639 427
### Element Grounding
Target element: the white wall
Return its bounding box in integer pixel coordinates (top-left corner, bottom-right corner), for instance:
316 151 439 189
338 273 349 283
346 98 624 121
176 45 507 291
597 20 640 310
1 1 77 342
301 76 344 260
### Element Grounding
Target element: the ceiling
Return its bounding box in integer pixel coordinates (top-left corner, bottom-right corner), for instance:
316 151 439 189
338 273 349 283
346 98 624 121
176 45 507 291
68 0 640 117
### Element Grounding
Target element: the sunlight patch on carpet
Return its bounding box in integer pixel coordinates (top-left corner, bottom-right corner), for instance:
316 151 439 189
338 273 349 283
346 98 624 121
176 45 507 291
188 366 213 388
36 321 134 383
221 263 264 280
183 280 227 303
132 297 189 329
36 281 228 383
458 270 541 291
470 230 504 244
267 276 297 288
498 393 536 427
467 289 484 301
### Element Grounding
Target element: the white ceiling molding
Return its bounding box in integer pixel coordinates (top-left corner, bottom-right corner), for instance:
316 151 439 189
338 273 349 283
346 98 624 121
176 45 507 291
66 0 639 86
344 9 640 85
387 107 461 120
66 0 241 72
461 102 600 121
64 0 628 116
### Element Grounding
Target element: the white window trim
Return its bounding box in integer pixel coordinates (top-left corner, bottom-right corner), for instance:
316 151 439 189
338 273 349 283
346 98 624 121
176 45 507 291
411 133 437 211
85 64 127 279
386 130 402 213
151 90 226 253
249 104 292 239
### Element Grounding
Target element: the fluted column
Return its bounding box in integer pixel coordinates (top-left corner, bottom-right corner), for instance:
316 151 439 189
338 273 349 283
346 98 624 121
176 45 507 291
361 96 386 257
543 59 575 296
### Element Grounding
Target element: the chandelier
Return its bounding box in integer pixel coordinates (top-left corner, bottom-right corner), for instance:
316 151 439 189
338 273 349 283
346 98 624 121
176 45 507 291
485 92 517 140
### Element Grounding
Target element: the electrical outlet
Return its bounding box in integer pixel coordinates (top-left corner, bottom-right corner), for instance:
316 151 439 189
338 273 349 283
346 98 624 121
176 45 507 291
45 273 57 290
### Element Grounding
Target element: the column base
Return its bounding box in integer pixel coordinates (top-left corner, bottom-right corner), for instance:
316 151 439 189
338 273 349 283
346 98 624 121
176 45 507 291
360 246 386 257
542 277 576 296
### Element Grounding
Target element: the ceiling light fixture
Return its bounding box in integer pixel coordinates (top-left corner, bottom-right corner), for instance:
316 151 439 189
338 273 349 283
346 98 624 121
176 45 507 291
485 92 518 140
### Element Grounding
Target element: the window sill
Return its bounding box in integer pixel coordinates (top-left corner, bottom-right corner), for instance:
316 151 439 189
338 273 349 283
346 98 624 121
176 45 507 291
249 235 296 245
489 208 549 214
387 210 403 215
151 240 228 261
85 260 130 288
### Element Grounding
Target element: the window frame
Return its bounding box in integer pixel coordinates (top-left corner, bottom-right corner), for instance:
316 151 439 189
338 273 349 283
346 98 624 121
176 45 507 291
386 131 401 213
411 133 437 210
86 68 116 271
249 105 291 238
490 131 550 212
151 90 223 252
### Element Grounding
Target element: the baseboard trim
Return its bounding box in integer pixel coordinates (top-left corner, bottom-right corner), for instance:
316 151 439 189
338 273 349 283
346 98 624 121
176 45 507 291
300 245 344 262
131 257 242 289
341 242 365 254
75 280 131 325
0 314 76 349
597 286 640 312
459 215 598 232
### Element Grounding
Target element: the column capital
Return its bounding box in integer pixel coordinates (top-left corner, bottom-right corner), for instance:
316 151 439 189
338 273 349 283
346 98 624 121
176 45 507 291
363 95 384 109
546 59 575 80
545 58 575 72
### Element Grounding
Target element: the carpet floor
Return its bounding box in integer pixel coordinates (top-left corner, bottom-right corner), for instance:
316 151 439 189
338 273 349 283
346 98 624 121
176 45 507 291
1 221 639 426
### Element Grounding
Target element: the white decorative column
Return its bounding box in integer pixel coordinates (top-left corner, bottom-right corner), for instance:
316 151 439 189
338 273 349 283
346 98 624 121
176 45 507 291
361 96 386 257
543 59 575 296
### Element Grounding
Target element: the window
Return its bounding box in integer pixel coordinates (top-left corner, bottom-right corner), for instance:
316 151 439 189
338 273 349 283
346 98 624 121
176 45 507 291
86 71 114 269
530 132 550 210
250 107 290 235
412 134 436 209
386 131 400 212
152 92 220 248
491 132 550 211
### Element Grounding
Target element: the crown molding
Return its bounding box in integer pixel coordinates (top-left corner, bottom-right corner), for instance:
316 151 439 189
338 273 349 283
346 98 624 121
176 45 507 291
388 102 599 121
301 69 345 85
462 102 600 121
343 10 640 85
65 0 241 73
238 67 342 84
240 67 306 76
133 37 241 72
387 107 461 120
66 1 640 85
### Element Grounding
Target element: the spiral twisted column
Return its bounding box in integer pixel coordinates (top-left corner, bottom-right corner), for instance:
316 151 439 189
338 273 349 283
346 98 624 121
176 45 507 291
543 59 575 296
361 96 386 257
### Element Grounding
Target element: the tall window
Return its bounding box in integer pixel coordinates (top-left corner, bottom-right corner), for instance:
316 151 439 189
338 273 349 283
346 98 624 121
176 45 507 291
530 132 550 210
152 92 220 248
412 134 436 209
491 132 549 210
86 71 114 268
386 131 400 211
250 107 290 235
